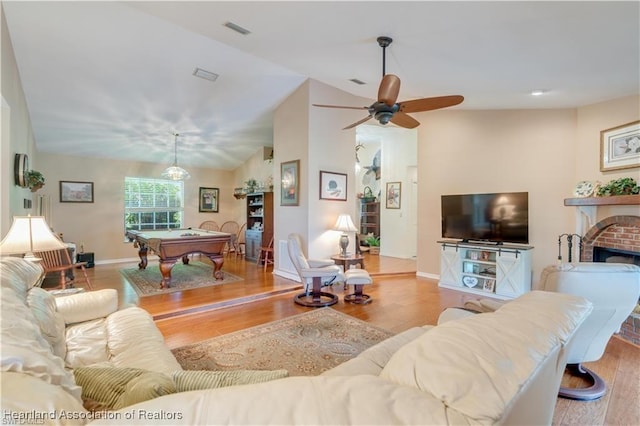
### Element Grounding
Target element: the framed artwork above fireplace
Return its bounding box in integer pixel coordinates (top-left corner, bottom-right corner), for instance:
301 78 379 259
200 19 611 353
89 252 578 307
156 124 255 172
600 120 640 171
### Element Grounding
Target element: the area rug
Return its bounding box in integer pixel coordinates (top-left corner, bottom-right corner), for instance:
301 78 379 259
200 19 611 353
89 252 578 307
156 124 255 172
172 308 394 376
120 261 243 297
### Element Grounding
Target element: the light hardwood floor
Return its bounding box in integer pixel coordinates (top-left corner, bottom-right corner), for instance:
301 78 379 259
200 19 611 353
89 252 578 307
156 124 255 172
54 253 640 425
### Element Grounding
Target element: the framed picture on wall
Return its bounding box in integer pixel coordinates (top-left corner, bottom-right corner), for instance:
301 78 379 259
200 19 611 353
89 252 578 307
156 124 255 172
386 182 401 209
60 181 94 203
199 187 219 212
281 160 300 206
600 120 640 171
319 171 347 201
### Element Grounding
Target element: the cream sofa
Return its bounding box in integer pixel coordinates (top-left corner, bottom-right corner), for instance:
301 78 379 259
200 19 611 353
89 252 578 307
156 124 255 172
1 257 593 425
1 256 182 424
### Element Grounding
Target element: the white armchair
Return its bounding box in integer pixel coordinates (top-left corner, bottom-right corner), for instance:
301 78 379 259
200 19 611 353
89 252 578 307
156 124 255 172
287 233 344 307
537 262 640 400
454 262 640 401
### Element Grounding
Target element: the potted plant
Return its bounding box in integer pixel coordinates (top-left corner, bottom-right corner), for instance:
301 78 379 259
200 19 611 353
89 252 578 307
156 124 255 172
364 234 380 255
26 170 45 192
244 178 259 193
596 177 639 196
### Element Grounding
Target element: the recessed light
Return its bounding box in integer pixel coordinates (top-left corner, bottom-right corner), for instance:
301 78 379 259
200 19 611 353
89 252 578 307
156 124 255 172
531 90 546 96
224 21 251 35
193 68 219 82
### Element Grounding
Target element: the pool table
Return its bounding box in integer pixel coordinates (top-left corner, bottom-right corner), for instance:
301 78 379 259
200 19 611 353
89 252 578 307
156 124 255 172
126 229 232 289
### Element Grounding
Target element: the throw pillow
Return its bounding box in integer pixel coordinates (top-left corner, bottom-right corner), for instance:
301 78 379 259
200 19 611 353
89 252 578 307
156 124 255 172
73 367 175 410
171 369 289 392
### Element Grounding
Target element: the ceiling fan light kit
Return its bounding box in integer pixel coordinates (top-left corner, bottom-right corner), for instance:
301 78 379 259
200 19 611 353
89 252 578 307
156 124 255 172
313 36 464 129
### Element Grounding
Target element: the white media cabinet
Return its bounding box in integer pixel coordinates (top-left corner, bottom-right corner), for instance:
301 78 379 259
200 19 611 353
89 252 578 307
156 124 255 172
438 240 534 300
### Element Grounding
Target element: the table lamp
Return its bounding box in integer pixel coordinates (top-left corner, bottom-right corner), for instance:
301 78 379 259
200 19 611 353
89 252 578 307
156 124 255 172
0 215 66 261
333 214 357 257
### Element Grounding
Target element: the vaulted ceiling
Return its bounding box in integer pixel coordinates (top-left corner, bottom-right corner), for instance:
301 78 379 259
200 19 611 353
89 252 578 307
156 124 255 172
3 1 638 170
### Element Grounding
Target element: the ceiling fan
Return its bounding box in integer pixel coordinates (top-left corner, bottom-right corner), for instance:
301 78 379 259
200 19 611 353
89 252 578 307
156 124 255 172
313 36 464 130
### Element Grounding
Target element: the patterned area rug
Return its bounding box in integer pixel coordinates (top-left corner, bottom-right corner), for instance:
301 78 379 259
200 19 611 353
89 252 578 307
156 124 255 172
172 308 394 376
120 261 243 297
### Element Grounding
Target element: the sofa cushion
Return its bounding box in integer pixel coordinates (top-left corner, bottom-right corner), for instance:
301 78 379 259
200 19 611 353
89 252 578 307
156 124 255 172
74 367 176 410
27 287 67 358
379 291 592 423
1 284 82 402
1 372 87 425
105 307 183 375
171 369 289 392
55 289 118 325
65 319 110 368
322 326 431 377
0 257 45 302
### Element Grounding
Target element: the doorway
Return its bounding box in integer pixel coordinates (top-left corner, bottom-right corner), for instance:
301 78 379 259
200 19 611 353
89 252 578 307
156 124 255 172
355 125 417 259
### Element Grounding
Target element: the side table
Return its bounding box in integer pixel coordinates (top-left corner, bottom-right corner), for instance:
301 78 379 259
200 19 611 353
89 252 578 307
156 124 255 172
331 254 365 272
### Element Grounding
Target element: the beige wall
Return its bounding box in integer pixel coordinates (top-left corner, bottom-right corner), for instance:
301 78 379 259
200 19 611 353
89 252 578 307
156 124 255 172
2 12 638 276
273 79 371 270
417 96 639 284
1 6 38 235
34 153 238 262
575 95 640 224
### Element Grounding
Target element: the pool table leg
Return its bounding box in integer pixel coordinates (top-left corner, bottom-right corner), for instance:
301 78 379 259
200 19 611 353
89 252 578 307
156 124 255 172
158 260 177 289
206 255 225 280
136 245 148 270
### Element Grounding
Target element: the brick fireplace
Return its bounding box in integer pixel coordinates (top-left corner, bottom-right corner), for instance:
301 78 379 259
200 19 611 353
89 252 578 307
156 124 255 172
580 215 640 346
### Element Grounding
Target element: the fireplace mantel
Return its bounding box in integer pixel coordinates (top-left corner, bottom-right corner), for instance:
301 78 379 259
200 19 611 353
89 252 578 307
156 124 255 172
564 194 640 206
564 194 640 235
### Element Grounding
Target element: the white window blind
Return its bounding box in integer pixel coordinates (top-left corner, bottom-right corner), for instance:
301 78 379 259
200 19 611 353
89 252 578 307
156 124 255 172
124 177 184 233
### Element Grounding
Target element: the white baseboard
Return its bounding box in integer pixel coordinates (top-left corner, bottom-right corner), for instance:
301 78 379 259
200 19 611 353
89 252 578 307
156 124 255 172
417 271 440 280
273 268 300 282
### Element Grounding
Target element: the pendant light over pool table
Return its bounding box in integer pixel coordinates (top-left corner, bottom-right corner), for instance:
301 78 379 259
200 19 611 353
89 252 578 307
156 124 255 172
161 132 191 181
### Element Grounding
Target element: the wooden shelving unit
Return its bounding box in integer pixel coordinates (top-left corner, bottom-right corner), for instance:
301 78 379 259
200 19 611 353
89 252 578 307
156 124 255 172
245 192 273 262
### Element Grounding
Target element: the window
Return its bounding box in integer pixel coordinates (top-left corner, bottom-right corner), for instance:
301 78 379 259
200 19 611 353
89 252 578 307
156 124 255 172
124 177 183 234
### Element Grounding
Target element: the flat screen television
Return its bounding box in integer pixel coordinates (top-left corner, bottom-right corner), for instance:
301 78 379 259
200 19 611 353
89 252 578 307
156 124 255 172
441 192 529 244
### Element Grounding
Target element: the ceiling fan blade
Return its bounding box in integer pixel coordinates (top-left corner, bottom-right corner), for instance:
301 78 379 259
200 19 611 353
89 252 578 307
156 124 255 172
312 104 368 111
389 112 420 129
343 115 373 130
398 95 464 113
378 74 401 106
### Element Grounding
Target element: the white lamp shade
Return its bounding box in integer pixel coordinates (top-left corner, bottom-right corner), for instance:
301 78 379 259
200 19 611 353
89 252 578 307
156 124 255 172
0 216 66 255
333 214 357 233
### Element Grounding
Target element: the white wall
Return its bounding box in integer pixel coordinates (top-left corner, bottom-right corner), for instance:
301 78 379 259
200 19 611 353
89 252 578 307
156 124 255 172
379 126 417 259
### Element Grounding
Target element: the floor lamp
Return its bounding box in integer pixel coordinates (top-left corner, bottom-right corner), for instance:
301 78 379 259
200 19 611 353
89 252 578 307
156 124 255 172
0 216 66 261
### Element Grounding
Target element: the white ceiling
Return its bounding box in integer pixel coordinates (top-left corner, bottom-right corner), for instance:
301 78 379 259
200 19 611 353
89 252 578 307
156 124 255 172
3 1 639 170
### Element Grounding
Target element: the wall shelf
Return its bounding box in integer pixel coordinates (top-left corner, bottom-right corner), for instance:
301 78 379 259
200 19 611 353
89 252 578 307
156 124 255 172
564 194 640 206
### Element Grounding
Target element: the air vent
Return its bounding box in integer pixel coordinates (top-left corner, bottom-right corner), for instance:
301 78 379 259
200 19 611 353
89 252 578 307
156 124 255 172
193 68 219 82
224 21 251 35
349 78 366 85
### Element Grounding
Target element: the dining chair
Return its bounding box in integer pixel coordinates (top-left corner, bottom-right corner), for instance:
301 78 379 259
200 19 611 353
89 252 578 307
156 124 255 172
256 235 274 271
35 248 93 290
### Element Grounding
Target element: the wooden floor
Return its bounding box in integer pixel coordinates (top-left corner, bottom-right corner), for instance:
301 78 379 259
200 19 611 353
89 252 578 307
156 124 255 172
60 252 639 425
